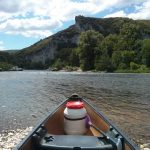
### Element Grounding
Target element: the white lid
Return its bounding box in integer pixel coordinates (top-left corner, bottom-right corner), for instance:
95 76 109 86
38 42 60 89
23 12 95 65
64 107 87 119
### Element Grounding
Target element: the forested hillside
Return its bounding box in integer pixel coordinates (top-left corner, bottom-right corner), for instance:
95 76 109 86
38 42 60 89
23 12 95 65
0 16 150 72
76 30 150 72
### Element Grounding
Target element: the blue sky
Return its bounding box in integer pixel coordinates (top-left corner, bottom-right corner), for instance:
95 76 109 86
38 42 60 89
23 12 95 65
0 0 150 51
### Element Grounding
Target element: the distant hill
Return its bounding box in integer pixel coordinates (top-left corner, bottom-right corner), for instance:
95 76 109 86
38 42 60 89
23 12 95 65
4 50 19 54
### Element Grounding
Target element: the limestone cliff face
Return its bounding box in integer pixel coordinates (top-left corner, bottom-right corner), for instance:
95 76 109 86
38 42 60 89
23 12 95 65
75 16 105 33
16 16 150 65
25 43 56 64
20 24 80 64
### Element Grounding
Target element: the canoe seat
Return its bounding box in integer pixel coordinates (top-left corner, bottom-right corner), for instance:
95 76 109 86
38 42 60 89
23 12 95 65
39 134 114 150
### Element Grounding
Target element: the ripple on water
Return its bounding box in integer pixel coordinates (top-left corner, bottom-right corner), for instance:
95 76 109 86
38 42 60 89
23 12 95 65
0 71 150 144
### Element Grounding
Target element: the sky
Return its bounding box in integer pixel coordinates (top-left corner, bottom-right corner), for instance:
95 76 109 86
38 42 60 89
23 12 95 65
0 0 150 51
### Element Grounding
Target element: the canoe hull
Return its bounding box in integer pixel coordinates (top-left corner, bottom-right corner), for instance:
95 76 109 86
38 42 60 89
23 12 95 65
14 95 139 150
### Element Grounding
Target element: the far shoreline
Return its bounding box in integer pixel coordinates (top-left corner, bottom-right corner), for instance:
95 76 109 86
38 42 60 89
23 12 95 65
1 69 150 73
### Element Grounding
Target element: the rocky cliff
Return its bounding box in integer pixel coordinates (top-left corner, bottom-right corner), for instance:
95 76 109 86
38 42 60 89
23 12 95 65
15 16 150 67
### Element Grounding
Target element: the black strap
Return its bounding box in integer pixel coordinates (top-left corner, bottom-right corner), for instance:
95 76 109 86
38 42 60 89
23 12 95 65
64 115 87 121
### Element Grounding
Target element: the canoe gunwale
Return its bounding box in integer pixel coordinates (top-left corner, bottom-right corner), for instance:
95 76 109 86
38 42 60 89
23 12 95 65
13 99 68 150
82 97 140 150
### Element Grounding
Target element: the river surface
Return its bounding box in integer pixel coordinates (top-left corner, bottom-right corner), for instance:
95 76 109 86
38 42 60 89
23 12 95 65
0 71 150 143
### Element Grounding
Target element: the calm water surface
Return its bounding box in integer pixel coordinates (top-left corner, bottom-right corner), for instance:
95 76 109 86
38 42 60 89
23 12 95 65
0 71 150 143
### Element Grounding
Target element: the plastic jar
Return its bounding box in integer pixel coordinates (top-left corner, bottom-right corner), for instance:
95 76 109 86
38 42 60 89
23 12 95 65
64 101 87 135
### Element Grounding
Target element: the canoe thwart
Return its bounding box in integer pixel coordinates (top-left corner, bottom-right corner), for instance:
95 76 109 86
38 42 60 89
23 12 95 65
40 134 113 150
31 125 122 150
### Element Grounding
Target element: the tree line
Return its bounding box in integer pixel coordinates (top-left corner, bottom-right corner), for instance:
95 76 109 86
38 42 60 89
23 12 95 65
53 23 150 72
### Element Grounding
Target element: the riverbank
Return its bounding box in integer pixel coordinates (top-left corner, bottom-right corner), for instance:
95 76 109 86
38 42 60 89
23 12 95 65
49 66 150 73
0 127 149 150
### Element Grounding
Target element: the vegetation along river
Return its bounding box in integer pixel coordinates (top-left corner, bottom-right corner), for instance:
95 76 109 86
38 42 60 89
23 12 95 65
0 71 150 144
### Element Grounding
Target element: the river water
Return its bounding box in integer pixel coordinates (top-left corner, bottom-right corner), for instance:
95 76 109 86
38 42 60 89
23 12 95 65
0 71 150 143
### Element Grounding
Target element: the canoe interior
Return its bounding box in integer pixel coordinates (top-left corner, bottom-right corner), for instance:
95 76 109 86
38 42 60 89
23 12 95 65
17 99 137 150
44 102 109 136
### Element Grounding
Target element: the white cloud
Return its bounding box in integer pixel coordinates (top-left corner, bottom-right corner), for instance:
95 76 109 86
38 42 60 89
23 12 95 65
0 12 12 22
104 10 127 18
0 0 107 38
0 17 61 38
0 0 22 13
128 0 150 19
0 41 5 50
6 30 53 38
104 0 150 19
111 0 145 8
0 0 149 38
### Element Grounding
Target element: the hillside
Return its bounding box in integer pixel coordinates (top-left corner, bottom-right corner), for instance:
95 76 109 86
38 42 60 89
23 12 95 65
1 16 150 70
4 50 19 54
0 51 12 62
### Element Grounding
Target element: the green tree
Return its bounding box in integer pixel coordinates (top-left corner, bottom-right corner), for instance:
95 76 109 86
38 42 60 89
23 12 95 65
121 50 135 67
130 62 140 70
119 23 142 50
69 48 80 67
120 23 141 40
55 48 79 67
133 40 143 63
118 63 128 70
95 55 113 72
56 48 71 64
0 62 14 71
112 51 122 69
142 39 150 67
95 35 118 72
78 30 104 71
53 59 64 70
112 50 135 69
100 34 118 57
